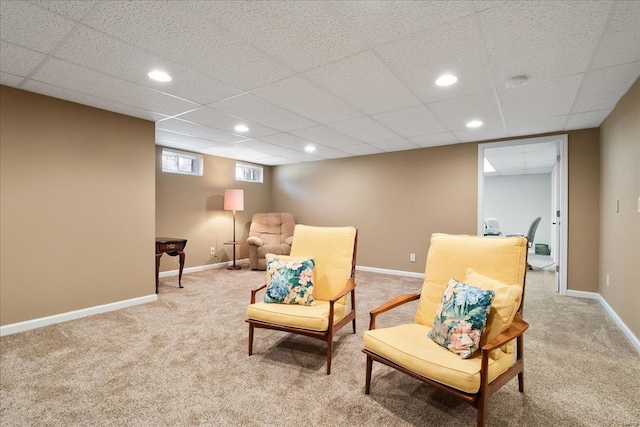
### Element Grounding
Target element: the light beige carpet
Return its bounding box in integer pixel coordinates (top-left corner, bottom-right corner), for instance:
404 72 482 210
1 266 639 426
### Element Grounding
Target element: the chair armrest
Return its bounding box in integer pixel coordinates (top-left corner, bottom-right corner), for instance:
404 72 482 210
481 314 529 352
250 283 267 304
247 236 263 247
284 236 293 245
368 293 421 330
329 279 356 303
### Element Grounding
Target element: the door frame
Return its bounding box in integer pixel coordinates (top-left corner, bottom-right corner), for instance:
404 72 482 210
477 134 568 295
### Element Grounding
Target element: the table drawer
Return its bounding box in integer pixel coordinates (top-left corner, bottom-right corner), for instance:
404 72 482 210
158 242 184 252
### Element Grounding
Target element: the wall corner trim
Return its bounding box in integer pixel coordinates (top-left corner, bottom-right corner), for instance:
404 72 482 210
567 290 640 355
0 294 157 337
158 258 250 278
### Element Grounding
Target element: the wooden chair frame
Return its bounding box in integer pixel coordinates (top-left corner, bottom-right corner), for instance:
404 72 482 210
364 244 529 427
247 231 358 375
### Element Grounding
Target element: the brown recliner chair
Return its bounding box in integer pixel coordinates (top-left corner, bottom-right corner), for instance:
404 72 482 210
247 213 295 270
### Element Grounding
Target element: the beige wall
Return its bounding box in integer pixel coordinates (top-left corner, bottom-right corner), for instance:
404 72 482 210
599 78 640 338
0 86 156 326
155 146 272 272
272 130 601 293
567 128 601 292
272 143 479 273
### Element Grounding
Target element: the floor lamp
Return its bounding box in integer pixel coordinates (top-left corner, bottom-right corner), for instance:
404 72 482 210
224 189 244 270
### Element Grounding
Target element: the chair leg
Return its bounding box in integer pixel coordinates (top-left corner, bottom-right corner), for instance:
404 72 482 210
477 394 488 427
365 355 373 394
352 317 356 334
248 323 254 356
326 338 332 375
518 371 525 392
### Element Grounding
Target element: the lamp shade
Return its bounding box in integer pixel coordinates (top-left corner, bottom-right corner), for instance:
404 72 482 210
224 189 244 211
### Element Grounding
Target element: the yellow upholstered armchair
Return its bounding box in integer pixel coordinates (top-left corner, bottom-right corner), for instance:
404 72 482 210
247 225 358 374
363 234 529 427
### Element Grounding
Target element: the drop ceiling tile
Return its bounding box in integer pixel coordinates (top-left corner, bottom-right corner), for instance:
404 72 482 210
0 41 46 76
0 1 76 53
324 1 469 47
428 91 502 131
478 1 611 84
177 107 280 139
259 133 315 152
31 58 199 116
30 1 98 21
572 62 640 114
303 51 421 115
524 150 556 163
186 1 366 73
338 144 384 156
314 148 351 159
506 116 568 137
22 80 168 121
157 119 248 144
0 72 23 86
498 74 583 124
210 94 316 132
374 16 493 104
207 145 270 160
84 1 293 91
258 156 298 166
409 132 459 148
369 139 420 153
285 152 324 162
372 105 448 138
592 1 640 69
327 116 401 143
155 129 224 149
231 140 298 157
565 110 610 130
250 75 363 124
526 167 554 175
453 124 507 143
290 125 363 149
55 26 241 105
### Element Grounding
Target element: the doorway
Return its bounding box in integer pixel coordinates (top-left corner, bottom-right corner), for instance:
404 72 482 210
477 135 568 295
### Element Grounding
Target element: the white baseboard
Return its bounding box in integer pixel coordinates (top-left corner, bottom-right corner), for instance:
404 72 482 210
158 258 250 277
596 294 640 354
356 265 425 279
565 289 600 299
0 294 157 337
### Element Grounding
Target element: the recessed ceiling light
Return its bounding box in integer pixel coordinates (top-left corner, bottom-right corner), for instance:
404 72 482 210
234 124 249 133
484 157 496 173
147 70 172 82
435 74 457 86
304 145 316 153
466 120 483 128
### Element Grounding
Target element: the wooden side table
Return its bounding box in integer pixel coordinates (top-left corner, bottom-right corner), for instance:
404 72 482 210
155 237 187 293
224 240 243 270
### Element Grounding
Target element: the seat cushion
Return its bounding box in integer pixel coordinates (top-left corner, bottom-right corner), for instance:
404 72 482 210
415 234 527 327
464 268 523 346
247 300 347 331
364 323 513 394
290 225 356 304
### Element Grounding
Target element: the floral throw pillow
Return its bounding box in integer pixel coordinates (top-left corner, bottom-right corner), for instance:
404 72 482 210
264 256 315 306
428 278 495 359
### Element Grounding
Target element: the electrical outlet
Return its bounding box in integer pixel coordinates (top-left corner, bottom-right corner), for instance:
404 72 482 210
210 247 216 256
606 273 610 288
410 253 416 262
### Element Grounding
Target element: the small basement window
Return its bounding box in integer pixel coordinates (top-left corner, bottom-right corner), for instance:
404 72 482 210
161 148 203 176
236 162 263 183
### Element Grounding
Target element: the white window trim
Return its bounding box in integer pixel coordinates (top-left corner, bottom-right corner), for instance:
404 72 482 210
161 148 203 176
235 162 263 183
